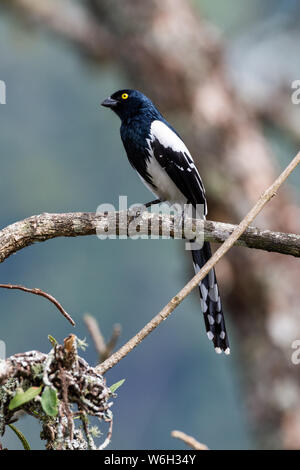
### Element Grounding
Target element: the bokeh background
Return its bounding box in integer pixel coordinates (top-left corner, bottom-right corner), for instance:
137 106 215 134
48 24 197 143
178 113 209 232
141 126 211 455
1 0 300 450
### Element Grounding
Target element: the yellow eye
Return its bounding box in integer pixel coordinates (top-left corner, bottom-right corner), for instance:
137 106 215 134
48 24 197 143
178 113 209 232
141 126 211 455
121 93 129 100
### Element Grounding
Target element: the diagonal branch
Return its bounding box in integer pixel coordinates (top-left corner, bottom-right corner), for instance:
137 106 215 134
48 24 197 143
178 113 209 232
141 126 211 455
171 430 208 450
96 151 300 374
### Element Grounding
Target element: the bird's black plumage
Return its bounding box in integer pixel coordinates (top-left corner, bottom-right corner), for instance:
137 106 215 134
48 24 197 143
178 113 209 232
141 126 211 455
101 89 230 355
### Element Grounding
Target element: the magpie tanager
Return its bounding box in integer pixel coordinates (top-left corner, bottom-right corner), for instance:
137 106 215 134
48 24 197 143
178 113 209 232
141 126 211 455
101 89 230 355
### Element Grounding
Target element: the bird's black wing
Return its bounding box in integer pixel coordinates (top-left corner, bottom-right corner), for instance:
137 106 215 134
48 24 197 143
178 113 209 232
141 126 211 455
149 120 207 213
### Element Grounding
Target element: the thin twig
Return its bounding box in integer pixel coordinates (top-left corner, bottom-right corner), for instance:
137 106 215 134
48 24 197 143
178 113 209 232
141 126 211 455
98 417 113 451
96 151 300 374
105 324 122 359
84 315 121 362
0 284 75 326
171 430 208 450
84 315 106 360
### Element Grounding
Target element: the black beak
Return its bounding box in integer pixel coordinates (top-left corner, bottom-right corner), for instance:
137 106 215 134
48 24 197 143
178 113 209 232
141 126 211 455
101 97 118 108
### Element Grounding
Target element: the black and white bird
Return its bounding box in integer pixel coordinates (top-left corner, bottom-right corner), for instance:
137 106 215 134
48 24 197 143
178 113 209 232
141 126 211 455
101 89 230 355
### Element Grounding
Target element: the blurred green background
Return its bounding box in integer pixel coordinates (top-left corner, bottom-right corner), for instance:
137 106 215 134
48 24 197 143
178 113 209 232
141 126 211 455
1 0 299 450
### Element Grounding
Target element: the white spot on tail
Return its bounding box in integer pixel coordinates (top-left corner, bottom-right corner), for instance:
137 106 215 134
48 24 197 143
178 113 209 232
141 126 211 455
200 299 208 313
193 262 200 274
208 270 215 288
216 314 222 324
200 283 208 301
209 284 219 302
207 331 214 341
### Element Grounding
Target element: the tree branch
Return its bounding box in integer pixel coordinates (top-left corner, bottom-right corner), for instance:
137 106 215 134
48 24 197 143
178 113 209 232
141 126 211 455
84 314 121 363
96 151 300 373
171 430 208 450
0 284 75 326
0 211 300 266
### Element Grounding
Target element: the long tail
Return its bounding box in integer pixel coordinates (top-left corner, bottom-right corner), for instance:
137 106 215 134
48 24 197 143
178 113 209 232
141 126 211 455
191 241 230 355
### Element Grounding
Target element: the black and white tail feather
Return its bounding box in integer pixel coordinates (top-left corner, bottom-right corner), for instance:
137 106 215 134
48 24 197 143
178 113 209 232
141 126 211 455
191 240 230 354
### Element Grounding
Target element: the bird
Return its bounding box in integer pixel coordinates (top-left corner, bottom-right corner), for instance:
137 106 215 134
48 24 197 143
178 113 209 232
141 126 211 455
101 89 230 355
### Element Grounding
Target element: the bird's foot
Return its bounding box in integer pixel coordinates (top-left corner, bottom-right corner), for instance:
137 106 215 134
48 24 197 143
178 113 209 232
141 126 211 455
144 199 161 209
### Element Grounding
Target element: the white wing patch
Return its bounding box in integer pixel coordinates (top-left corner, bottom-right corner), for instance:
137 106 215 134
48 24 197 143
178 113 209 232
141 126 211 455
150 120 192 156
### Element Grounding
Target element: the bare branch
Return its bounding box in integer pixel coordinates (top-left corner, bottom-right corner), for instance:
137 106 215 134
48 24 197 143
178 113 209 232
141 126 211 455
105 324 122 359
0 283 75 326
96 151 300 374
84 314 121 362
84 315 107 360
171 430 208 450
0 212 299 266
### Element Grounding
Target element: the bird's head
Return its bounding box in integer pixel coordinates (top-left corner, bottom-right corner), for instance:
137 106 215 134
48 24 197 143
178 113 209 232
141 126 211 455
101 89 157 121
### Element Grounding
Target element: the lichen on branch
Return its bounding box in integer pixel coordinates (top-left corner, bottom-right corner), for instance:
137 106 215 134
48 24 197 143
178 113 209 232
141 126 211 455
0 335 113 450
